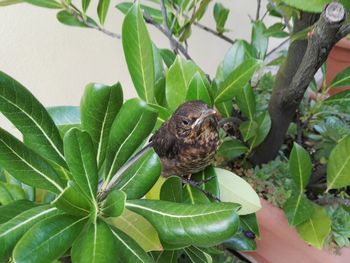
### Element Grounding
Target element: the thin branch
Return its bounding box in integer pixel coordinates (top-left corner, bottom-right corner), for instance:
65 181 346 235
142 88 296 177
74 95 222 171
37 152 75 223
144 14 193 60
192 20 235 44
160 0 176 51
256 0 261 20
315 197 350 207
265 37 289 58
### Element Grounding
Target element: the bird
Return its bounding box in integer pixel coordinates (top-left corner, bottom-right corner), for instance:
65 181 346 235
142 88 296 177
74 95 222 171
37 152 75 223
151 100 221 177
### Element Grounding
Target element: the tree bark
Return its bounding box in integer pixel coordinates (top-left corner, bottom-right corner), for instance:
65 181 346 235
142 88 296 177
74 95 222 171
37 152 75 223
250 2 347 164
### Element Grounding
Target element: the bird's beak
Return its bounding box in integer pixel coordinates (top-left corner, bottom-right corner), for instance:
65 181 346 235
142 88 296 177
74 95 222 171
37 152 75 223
191 109 217 129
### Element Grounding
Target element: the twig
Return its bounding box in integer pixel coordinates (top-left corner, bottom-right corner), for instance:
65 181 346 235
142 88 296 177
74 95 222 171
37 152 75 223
144 14 193 60
160 0 176 51
181 177 221 202
265 38 289 58
315 197 350 207
192 21 235 44
256 0 261 20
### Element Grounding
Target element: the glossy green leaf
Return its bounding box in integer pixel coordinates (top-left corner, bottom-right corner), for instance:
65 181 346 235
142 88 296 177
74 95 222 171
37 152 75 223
284 192 313 226
217 137 248 160
282 0 333 13
153 44 166 106
97 0 111 25
24 0 62 8
166 57 199 111
186 72 212 106
192 165 220 198
324 90 350 108
289 143 312 191
152 250 177 263
148 103 172 130
126 199 240 247
82 0 91 12
0 0 22 7
251 21 268 59
184 246 212 263
122 3 155 103
160 176 183 203
0 200 37 224
0 127 64 193
160 49 176 68
0 205 59 261
235 84 256 119
13 214 87 263
53 184 91 216
64 128 98 204
239 120 258 142
81 83 123 167
330 66 350 88
264 23 289 38
0 182 26 205
111 227 155 263
108 208 162 252
71 219 118 263
224 229 256 251
215 168 261 215
248 111 271 148
327 135 350 190
212 81 233 118
182 184 210 204
114 149 161 200
215 59 261 103
47 106 80 136
241 213 260 238
104 99 157 183
116 2 163 24
0 71 66 167
56 11 97 28
296 205 331 249
102 190 126 217
213 2 229 33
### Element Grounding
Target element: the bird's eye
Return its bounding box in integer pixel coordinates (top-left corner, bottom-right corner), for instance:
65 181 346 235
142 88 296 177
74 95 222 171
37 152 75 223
182 119 189 125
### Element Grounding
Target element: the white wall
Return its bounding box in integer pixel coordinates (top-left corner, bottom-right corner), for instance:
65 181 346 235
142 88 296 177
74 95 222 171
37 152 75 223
0 0 280 132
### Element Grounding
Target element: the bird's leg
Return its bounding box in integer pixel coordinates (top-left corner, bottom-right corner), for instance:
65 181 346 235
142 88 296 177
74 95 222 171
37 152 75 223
181 176 221 202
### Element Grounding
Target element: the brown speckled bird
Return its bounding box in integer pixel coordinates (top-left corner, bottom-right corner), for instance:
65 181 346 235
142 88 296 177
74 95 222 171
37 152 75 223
151 100 221 177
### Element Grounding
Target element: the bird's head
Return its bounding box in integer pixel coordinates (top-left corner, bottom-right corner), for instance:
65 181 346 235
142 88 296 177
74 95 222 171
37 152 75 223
169 101 220 140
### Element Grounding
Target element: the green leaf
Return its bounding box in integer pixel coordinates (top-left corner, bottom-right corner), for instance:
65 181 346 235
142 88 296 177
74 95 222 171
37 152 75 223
108 208 162 252
24 0 62 9
160 176 183 203
152 250 177 263
71 219 118 263
0 71 66 168
111 227 155 263
327 134 350 190
0 205 59 261
56 11 97 28
81 83 123 167
264 23 289 38
324 90 350 108
184 246 212 263
113 149 161 200
248 111 271 148
217 137 248 160
160 49 176 68
224 229 256 251
241 213 260 238
283 192 313 226
213 2 229 34
296 205 331 249
330 66 350 88
148 103 172 130
122 3 155 103
153 44 166 106
289 142 312 191
0 182 26 205
186 72 212 106
215 168 261 215
47 106 80 136
251 21 268 59
0 0 22 7
116 2 163 24
239 120 258 142
64 128 98 205
53 184 91 216
13 214 87 263
102 190 126 217
126 199 240 247
166 57 199 111
0 200 37 224
192 166 220 198
235 84 256 120
97 0 111 25
0 127 64 193
182 184 210 205
215 59 261 103
282 0 332 13
104 99 157 183
82 0 91 12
